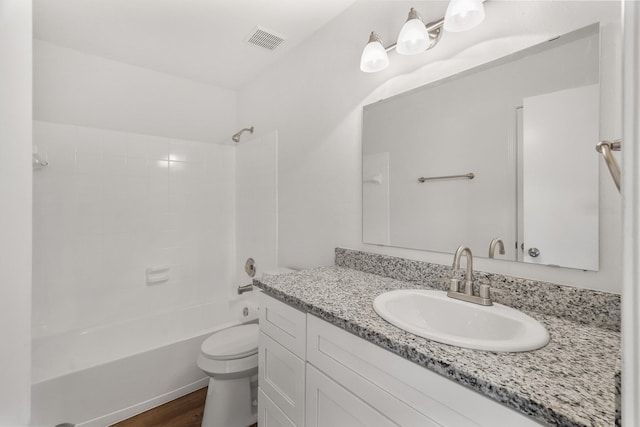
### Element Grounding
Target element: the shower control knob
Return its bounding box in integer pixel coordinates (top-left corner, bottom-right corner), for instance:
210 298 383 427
528 247 541 258
245 258 256 278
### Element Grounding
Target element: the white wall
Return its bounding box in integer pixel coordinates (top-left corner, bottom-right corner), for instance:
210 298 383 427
238 1 623 293
32 41 239 337
32 121 236 337
0 0 32 424
235 131 278 286
33 40 237 144
621 2 640 423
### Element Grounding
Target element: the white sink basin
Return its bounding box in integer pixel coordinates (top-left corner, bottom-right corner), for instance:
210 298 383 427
373 289 550 352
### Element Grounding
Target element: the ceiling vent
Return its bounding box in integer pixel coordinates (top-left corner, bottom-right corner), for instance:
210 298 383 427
245 26 286 51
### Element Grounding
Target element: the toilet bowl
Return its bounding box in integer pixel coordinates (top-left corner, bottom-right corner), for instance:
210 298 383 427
197 323 259 427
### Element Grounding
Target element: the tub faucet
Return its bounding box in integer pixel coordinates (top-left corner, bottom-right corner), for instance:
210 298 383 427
237 283 253 294
488 238 505 259
447 245 492 306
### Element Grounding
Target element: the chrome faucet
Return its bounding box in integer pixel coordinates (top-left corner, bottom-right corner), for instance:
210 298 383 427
447 245 492 306
488 238 505 259
453 246 474 295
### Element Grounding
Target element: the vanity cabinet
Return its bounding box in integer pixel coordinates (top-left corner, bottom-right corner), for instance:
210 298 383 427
258 293 306 426
259 293 541 427
306 364 416 427
258 389 297 427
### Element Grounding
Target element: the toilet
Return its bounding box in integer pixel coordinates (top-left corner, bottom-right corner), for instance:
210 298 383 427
197 323 259 427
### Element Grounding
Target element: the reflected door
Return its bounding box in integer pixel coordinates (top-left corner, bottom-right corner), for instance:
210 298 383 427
521 85 599 270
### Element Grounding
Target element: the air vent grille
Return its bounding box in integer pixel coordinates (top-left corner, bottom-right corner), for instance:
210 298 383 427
245 26 286 51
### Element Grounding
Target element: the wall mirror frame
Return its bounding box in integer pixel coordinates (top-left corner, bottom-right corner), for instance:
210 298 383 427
362 23 602 271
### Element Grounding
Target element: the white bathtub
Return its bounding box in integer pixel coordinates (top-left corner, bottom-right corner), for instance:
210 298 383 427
31 297 259 427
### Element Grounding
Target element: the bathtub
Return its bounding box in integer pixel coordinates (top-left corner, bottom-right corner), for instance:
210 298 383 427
31 297 259 427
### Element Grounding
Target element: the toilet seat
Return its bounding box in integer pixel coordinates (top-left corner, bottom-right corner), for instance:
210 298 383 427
200 323 259 360
197 324 259 377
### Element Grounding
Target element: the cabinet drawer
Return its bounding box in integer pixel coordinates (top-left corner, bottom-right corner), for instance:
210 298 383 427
260 292 307 358
306 364 433 427
307 315 541 427
259 389 296 427
259 332 305 426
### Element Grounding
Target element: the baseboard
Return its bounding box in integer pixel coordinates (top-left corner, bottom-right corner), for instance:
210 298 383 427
77 378 209 427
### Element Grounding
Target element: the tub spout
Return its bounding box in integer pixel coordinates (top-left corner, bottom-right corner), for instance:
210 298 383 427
237 284 253 294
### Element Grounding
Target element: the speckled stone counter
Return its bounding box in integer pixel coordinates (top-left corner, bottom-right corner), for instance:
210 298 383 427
255 266 620 427
335 248 621 332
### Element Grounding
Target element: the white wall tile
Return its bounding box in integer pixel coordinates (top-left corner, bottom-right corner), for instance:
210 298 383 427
124 175 148 197
103 155 127 175
43 147 76 174
168 142 189 163
103 175 129 196
75 152 102 175
33 121 235 336
124 134 151 158
168 160 190 194
125 157 148 176
147 194 169 216
72 127 103 155
72 236 104 288
148 138 170 161
33 171 75 195
148 160 170 196
73 172 103 195
101 137 128 157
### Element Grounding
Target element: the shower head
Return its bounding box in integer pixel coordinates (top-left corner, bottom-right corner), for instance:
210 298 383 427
232 126 254 143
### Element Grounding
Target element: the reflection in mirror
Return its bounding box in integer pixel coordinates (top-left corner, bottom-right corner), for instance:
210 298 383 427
362 24 600 271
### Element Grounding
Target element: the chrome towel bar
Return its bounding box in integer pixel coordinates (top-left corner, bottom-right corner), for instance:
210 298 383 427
418 173 474 183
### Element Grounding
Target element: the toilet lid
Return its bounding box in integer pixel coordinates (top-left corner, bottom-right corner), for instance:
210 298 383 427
201 324 259 360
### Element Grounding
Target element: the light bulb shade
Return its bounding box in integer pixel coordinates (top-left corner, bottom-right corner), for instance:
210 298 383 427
444 0 485 32
360 33 389 73
396 19 431 55
396 16 430 55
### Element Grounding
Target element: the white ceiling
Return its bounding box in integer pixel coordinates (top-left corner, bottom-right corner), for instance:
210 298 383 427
33 0 358 90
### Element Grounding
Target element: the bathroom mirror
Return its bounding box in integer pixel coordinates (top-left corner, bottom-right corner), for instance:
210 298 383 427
362 24 600 271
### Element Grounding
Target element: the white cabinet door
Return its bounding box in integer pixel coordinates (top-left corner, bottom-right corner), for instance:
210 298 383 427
259 332 305 426
259 292 307 359
306 364 401 427
258 389 296 427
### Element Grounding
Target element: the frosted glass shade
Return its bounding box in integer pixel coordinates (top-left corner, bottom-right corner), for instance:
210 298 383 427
360 36 389 73
396 18 430 55
444 0 485 32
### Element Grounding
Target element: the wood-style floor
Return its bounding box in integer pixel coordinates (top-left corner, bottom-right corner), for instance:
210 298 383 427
110 387 258 427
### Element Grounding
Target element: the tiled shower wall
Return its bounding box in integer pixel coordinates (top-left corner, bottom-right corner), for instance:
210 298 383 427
32 121 235 338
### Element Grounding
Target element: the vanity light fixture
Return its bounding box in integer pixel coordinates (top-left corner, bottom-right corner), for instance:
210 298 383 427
360 1 486 73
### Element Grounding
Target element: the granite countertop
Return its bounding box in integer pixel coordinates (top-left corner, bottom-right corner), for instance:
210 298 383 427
256 266 621 427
